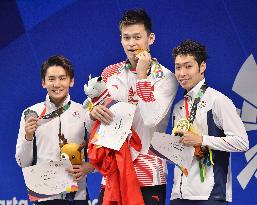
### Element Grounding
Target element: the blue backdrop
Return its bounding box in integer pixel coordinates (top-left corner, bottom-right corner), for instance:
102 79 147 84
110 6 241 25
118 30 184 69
0 1 256 204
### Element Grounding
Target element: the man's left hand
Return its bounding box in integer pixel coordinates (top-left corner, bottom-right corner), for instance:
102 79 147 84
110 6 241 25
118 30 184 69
136 51 151 79
175 129 203 147
67 162 95 181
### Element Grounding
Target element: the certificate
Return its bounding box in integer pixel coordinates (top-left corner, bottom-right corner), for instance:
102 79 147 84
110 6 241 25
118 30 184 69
22 158 77 201
151 132 194 174
93 102 136 150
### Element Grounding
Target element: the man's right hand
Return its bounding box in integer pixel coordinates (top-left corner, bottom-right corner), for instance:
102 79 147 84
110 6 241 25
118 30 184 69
89 105 113 125
25 116 38 141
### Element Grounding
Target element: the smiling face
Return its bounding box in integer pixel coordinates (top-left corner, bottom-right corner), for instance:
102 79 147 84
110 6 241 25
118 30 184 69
121 24 155 67
174 55 206 92
42 65 74 107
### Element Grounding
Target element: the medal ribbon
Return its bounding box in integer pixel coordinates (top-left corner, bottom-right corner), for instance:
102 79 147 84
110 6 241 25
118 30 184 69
39 107 46 118
41 101 71 119
41 101 71 149
184 97 189 118
124 58 159 76
184 83 212 182
186 83 208 124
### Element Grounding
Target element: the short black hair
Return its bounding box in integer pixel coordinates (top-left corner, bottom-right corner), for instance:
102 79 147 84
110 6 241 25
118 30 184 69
119 9 152 35
172 40 208 66
40 55 74 80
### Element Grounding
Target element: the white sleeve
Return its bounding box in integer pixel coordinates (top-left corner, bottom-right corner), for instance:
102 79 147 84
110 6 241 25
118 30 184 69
202 95 249 152
84 109 95 132
136 73 178 127
15 113 33 168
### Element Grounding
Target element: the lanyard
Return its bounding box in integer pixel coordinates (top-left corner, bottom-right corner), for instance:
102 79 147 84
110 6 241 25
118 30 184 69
183 83 213 183
41 101 71 147
41 101 71 119
184 97 190 119
39 106 46 118
184 83 208 124
124 58 160 77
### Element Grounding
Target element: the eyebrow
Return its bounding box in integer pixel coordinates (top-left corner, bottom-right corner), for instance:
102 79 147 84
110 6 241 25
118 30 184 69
175 61 193 65
122 33 141 36
47 74 67 78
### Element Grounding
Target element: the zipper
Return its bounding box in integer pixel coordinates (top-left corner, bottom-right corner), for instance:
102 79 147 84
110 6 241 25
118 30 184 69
179 172 183 198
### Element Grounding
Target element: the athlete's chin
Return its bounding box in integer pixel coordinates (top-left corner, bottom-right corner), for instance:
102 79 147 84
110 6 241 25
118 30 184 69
180 84 193 92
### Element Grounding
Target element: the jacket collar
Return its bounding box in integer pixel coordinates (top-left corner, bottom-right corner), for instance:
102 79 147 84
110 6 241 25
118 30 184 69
184 78 205 101
45 94 71 112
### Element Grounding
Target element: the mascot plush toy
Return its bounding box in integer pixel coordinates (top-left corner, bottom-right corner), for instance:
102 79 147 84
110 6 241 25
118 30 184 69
60 142 86 165
58 135 86 200
59 134 86 165
83 74 108 111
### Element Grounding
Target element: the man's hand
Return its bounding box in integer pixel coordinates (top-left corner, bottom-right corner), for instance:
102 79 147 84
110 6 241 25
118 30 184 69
90 104 113 125
136 51 151 79
175 129 203 147
25 116 38 141
67 162 95 181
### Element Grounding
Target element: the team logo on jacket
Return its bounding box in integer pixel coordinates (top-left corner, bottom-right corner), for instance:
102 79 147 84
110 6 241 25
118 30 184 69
232 54 257 189
128 87 138 104
136 81 156 102
112 84 119 89
72 111 80 119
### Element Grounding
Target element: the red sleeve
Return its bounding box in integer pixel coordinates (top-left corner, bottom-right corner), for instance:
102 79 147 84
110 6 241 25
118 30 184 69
101 62 124 83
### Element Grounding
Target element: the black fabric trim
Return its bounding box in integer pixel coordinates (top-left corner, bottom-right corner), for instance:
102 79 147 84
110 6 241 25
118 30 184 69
32 136 37 165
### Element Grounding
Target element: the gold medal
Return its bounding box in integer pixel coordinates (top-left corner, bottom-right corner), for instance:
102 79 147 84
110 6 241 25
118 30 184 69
134 48 150 55
172 118 191 135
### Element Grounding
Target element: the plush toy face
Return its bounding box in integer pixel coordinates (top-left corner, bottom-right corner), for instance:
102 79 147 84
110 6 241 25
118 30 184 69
60 143 83 165
84 76 106 98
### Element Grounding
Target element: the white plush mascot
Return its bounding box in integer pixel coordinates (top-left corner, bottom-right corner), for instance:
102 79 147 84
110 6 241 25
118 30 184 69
83 74 108 110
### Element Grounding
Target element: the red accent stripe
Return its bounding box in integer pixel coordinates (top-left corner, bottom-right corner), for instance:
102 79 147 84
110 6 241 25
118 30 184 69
133 154 167 186
152 195 160 202
39 106 46 119
184 97 189 118
91 89 108 104
101 62 124 83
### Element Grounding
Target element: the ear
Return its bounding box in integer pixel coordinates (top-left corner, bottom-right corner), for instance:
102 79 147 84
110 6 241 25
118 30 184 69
42 80 46 88
69 78 74 87
148 33 155 46
78 140 86 152
200 62 206 75
97 76 102 82
88 74 92 81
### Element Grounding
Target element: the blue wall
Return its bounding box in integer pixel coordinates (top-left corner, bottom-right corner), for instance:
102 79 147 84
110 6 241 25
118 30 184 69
0 0 256 204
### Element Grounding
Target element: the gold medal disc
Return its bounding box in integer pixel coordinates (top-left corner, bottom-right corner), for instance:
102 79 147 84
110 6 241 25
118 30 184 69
173 118 191 135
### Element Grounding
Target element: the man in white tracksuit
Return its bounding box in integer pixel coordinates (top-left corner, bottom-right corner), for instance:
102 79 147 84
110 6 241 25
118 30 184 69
170 40 249 205
85 9 178 205
16 55 94 205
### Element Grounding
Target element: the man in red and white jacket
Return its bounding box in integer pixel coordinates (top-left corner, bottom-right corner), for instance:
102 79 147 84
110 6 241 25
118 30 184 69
85 9 178 205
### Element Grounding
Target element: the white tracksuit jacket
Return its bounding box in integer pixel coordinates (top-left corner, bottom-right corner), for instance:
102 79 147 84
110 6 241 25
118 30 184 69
171 79 249 202
85 60 178 186
15 95 88 201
